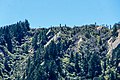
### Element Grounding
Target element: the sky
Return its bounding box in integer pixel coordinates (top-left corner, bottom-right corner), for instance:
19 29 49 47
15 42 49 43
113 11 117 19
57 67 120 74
0 0 120 28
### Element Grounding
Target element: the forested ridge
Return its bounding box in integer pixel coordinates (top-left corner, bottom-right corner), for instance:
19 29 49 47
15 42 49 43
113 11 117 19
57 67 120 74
0 20 120 80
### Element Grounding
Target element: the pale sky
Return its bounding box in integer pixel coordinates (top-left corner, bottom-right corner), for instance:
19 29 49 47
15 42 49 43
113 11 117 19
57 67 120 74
0 0 120 27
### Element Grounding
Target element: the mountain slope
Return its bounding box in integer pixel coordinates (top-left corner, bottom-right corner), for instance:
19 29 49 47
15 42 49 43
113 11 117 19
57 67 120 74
0 21 120 80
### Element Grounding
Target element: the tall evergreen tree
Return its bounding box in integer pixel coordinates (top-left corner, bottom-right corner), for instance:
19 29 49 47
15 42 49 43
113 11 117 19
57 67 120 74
25 19 30 31
88 53 102 78
32 33 38 50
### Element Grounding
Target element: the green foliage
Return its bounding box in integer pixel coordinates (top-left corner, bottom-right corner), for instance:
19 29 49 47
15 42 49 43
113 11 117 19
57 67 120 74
112 22 120 37
32 33 38 50
0 21 120 80
88 53 102 78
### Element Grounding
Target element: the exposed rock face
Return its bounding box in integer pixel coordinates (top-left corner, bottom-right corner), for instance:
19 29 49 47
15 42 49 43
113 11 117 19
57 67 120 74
107 29 120 57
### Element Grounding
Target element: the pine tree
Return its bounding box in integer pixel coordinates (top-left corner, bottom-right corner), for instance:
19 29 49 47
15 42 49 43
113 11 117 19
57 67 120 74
88 53 102 78
75 53 81 73
112 24 118 36
32 33 38 50
4 26 12 52
25 19 30 31
46 41 57 60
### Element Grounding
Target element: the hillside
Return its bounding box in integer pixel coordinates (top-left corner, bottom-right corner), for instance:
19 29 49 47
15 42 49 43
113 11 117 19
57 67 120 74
0 20 120 80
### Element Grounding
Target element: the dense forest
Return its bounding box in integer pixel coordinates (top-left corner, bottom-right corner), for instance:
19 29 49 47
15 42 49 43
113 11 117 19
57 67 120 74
0 20 120 80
